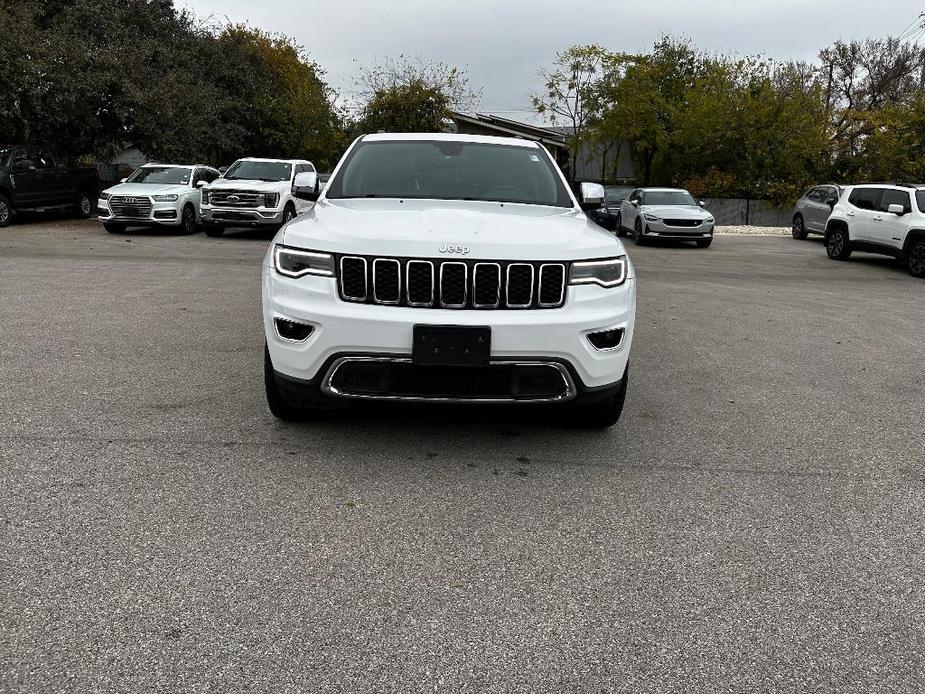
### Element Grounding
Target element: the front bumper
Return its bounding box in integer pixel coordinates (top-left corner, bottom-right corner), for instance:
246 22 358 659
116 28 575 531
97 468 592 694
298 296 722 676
642 218 714 240
262 262 636 396
97 200 183 226
201 206 283 227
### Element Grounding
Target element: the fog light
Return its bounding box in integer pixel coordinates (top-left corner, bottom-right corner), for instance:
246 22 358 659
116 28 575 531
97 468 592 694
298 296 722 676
588 328 624 350
274 317 314 342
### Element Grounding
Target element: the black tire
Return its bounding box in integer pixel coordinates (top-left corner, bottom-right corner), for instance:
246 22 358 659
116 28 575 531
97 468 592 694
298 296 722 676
180 204 197 234
570 367 628 429
792 214 808 239
825 226 852 261
103 222 125 234
908 239 925 278
264 344 308 421
280 204 296 228
204 225 224 238
633 217 646 245
0 195 12 228
696 238 713 248
75 191 94 219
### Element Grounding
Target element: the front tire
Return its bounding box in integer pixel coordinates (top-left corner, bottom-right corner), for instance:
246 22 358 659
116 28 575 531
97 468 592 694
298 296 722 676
280 204 296 229
180 204 197 234
75 191 94 219
792 214 808 239
570 368 628 429
0 195 12 228
908 239 925 278
633 218 647 245
825 226 852 261
264 344 306 421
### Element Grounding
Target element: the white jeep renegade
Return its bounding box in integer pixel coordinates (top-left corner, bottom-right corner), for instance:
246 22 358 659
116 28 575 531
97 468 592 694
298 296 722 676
261 134 636 428
825 183 925 277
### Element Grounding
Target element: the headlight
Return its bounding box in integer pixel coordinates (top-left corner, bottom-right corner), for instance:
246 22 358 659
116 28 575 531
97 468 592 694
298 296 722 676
264 193 280 208
273 244 334 278
705 216 715 224
153 194 178 202
643 212 661 221
200 189 209 205
99 192 111 200
569 257 627 288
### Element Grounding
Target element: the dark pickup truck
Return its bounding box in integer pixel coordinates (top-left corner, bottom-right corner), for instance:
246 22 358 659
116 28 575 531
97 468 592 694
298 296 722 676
0 145 99 227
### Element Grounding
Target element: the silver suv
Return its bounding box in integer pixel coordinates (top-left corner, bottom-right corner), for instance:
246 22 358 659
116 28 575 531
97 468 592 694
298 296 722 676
824 183 925 278
792 184 841 239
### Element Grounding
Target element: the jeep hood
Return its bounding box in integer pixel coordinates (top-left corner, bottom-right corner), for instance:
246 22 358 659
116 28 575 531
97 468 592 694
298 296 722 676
280 198 627 262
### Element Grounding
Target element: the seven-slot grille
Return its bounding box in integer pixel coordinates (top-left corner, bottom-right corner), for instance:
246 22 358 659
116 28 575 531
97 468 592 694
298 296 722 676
208 190 265 208
109 196 153 218
338 256 567 309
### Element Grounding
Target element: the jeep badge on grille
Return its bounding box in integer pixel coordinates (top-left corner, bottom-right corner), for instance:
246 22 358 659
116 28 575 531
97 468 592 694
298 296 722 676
439 245 470 255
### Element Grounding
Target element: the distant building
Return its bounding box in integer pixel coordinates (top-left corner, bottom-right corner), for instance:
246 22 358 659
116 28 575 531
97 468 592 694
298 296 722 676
451 112 636 185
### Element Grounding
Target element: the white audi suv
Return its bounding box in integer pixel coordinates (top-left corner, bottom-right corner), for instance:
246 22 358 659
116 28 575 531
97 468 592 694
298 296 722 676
261 134 637 427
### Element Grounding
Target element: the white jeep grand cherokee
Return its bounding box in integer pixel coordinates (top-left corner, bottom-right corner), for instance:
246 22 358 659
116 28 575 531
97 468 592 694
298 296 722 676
262 134 636 428
200 157 317 236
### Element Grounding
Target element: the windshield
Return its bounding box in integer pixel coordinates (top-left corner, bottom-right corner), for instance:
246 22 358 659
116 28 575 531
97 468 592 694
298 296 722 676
605 186 634 203
645 190 697 206
128 166 192 185
224 160 292 182
326 140 572 207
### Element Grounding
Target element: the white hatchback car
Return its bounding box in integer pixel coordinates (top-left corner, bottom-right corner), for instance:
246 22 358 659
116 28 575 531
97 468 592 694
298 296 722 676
98 164 220 234
262 133 637 428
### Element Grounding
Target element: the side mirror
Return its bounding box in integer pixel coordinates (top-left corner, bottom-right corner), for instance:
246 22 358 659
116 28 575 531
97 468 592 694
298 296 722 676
218 166 228 175
293 171 319 201
120 178 127 184
196 180 208 188
887 203 906 216
699 200 706 208
629 198 640 207
579 182 605 209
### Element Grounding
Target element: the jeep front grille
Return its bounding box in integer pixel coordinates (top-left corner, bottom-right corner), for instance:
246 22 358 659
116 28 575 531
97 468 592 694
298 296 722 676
336 256 567 310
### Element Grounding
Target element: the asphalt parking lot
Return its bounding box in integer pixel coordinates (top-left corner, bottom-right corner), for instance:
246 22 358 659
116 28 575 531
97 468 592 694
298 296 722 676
2 217 924 693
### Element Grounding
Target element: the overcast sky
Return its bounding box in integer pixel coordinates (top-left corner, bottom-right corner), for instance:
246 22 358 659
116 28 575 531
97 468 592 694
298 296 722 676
180 0 924 123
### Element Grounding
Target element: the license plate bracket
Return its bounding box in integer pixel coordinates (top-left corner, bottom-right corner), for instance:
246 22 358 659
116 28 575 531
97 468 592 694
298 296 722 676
412 325 491 366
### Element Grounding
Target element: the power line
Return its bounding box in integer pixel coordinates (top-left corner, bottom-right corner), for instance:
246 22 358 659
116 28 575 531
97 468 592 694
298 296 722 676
898 11 925 42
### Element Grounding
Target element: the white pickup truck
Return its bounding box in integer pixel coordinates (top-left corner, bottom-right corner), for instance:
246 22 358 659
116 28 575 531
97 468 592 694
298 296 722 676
199 158 317 237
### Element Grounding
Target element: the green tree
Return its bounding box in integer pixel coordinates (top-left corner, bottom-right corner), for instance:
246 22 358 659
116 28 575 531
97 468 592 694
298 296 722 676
532 44 609 179
356 56 479 134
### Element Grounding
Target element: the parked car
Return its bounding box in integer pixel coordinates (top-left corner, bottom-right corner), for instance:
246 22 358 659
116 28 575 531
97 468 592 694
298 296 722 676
586 184 634 231
792 184 842 239
97 163 220 234
199 158 317 237
824 183 925 277
262 133 636 428
0 145 99 228
619 187 715 247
